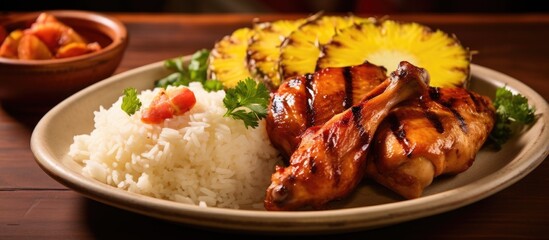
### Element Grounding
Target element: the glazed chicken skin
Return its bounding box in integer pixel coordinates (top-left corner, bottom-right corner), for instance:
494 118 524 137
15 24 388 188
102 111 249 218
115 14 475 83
264 61 429 211
366 86 496 199
266 62 387 158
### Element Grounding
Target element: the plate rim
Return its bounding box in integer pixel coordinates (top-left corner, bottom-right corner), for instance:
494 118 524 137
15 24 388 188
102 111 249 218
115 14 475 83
30 62 549 233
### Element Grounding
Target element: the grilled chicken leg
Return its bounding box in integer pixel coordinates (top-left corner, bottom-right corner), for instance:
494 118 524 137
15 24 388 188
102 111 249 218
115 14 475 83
266 62 387 158
264 61 429 211
366 87 496 199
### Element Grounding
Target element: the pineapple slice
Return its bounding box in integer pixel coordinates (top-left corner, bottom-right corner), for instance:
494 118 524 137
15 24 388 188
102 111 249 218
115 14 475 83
279 15 372 80
247 18 308 89
318 20 471 88
208 27 254 88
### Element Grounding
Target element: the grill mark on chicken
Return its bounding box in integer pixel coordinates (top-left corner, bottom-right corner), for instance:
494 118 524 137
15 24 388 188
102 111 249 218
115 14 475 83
467 91 481 111
343 67 353 108
450 107 468 132
425 111 445 133
387 113 413 157
438 96 468 133
442 98 468 133
305 73 315 126
352 105 370 154
420 95 445 133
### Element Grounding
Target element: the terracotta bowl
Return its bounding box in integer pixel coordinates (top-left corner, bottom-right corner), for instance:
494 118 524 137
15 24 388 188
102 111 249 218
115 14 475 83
0 10 128 110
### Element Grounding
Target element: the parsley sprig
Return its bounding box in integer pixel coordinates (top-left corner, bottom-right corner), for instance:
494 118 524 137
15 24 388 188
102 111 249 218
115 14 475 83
155 49 223 92
223 78 270 129
121 87 142 115
488 86 536 149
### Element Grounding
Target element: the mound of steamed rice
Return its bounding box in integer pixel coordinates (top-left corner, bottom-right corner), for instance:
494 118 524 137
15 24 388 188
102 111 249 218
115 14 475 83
68 82 281 209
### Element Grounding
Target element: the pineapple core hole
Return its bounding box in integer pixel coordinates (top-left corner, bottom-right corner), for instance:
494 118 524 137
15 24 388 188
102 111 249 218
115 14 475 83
367 50 418 72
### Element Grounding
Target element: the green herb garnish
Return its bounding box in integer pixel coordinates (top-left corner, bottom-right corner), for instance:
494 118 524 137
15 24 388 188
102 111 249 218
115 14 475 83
488 86 536 149
121 87 142 115
155 49 223 92
223 78 270 129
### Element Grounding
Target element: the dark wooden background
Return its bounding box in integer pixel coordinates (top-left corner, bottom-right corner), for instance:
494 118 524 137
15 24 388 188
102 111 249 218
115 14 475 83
1 13 548 239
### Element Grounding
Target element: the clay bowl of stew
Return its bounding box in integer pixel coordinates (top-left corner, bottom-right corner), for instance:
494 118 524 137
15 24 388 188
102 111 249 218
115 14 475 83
0 10 128 111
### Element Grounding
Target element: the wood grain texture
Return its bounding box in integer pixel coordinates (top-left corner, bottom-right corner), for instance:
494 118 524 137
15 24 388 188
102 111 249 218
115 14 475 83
0 13 548 239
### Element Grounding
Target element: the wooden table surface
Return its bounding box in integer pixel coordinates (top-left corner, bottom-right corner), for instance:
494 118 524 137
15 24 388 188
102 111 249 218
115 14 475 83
1 13 548 239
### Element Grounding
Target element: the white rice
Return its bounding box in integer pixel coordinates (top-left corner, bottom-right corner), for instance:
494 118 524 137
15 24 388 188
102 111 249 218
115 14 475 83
68 82 281 209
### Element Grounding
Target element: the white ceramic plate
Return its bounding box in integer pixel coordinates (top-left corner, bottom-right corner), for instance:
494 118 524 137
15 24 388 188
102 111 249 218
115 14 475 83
31 61 549 234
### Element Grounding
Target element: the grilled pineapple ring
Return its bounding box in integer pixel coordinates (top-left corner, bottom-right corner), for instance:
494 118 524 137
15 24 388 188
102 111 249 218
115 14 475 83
279 15 371 81
318 20 471 88
247 19 307 89
208 27 254 88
